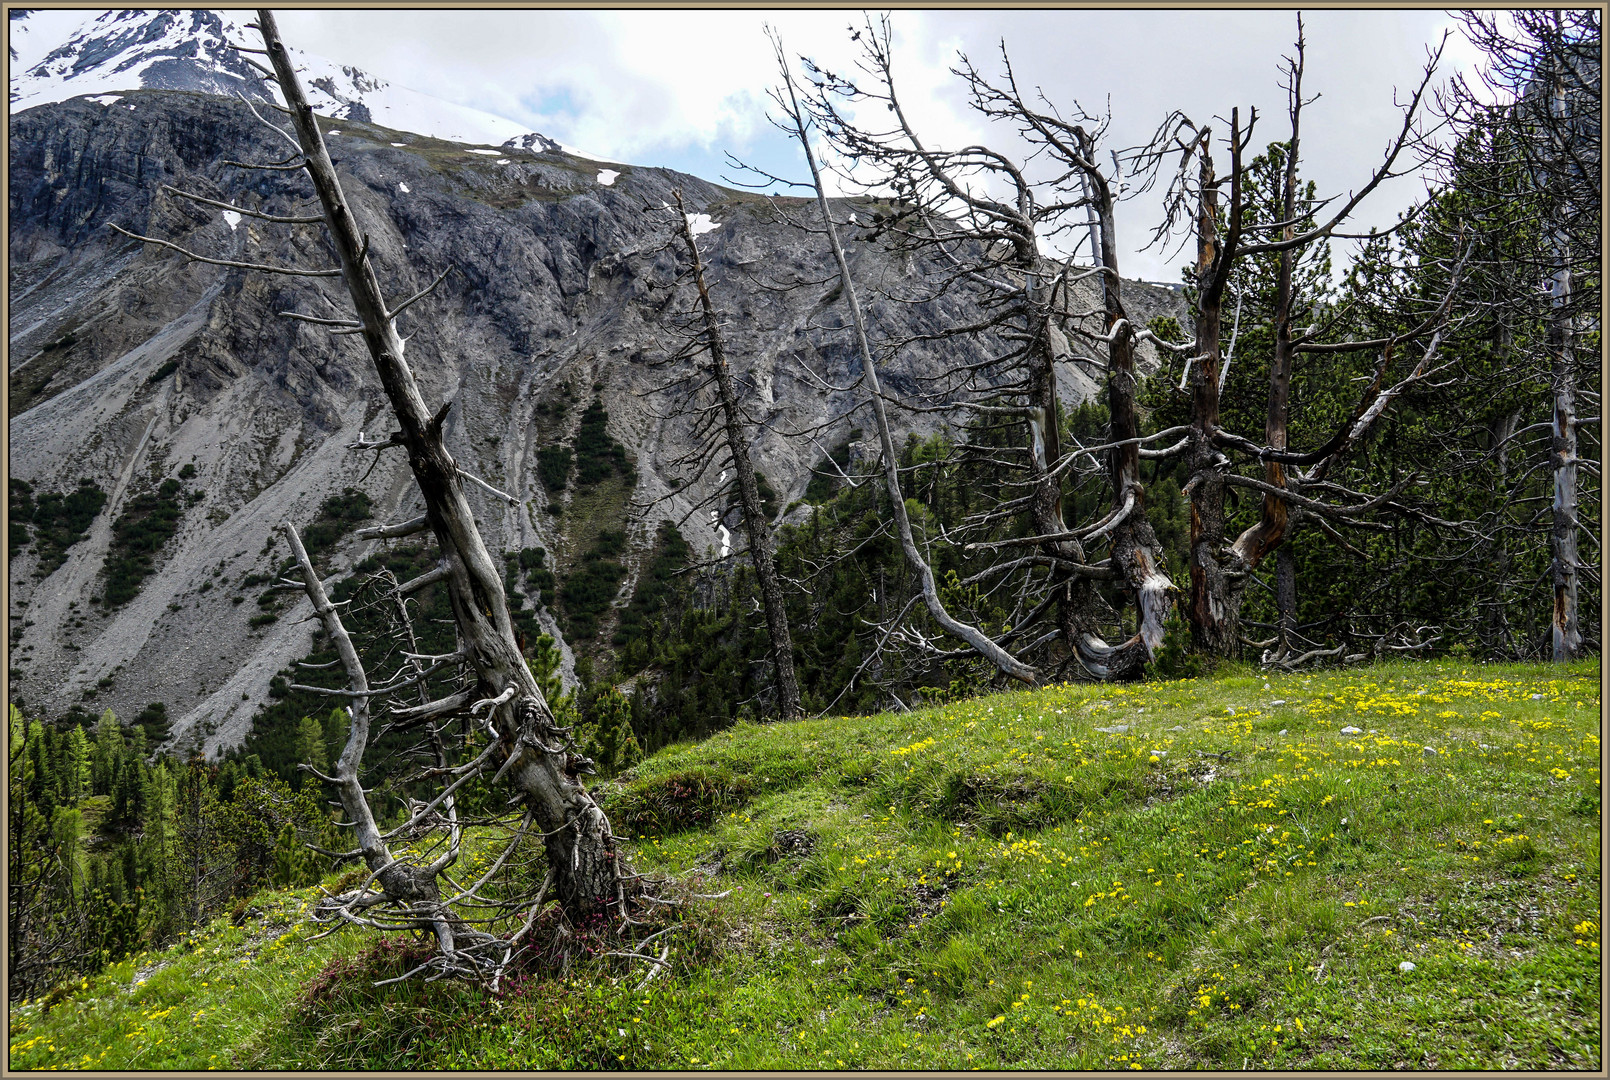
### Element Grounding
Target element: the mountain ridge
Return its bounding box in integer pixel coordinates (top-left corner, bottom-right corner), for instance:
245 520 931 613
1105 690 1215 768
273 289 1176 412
9 8 576 152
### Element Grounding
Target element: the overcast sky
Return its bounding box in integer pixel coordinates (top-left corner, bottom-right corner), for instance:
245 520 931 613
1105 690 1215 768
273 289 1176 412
20 7 1488 279
264 8 1486 282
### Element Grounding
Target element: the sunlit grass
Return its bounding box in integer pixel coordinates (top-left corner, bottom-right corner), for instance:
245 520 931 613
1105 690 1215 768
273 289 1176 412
10 659 1599 1070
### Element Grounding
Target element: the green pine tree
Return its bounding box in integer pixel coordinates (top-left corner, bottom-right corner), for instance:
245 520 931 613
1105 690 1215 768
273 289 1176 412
294 716 328 777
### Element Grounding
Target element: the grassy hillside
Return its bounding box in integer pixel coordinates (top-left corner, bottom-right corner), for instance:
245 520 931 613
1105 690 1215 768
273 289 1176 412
9 659 1600 1070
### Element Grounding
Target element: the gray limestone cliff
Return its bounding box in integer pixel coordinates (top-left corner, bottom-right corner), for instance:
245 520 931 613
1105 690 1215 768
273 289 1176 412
7 91 1187 754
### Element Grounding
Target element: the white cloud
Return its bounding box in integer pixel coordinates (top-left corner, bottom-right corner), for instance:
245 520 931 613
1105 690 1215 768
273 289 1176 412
104 9 1478 282
268 9 1476 280
270 10 975 163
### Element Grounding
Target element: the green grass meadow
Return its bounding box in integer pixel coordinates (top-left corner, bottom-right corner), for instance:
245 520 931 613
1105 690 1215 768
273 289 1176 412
8 659 1600 1070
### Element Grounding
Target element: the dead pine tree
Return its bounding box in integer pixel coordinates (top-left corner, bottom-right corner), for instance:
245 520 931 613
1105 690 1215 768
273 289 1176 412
109 8 663 983
787 19 1178 680
659 187 803 719
763 29 1038 687
953 53 1183 675
1139 20 1470 667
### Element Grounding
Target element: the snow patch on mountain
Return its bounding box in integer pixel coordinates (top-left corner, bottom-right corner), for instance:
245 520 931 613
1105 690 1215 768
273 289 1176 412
10 10 93 71
10 9 262 109
9 8 579 154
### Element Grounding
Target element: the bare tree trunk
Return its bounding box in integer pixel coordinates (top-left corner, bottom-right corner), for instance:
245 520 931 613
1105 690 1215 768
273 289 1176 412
281 525 446 912
1024 272 1117 678
1546 72 1581 662
1228 114 1301 575
776 57 1037 685
1186 128 1241 657
1275 539 1298 655
258 9 622 920
1548 234 1580 661
1096 196 1176 670
670 191 803 718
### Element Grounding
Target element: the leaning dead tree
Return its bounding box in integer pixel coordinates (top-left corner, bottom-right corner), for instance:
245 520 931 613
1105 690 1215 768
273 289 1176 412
1139 20 1471 665
112 9 652 982
765 30 1038 687
787 18 1177 681
656 188 804 719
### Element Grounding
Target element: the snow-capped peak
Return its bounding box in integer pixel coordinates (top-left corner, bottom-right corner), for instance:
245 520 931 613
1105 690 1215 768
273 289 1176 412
10 9 266 110
8 8 580 154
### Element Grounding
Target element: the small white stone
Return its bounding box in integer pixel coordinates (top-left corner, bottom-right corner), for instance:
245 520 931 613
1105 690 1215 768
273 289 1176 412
1278 729 1288 736
1226 706 1236 715
1270 699 1286 706
1422 746 1438 757
1341 726 1363 735
1398 961 1416 973
1530 693 1543 700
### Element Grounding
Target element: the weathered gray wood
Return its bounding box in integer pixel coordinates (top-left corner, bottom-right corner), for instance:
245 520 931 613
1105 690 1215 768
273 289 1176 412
1547 69 1582 662
257 8 623 920
775 53 1038 686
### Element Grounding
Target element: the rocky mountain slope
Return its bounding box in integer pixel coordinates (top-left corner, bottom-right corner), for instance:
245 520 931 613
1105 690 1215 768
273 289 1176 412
8 82 1186 757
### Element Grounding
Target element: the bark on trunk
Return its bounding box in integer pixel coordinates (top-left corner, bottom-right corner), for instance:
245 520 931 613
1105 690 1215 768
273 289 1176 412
259 9 622 921
1186 133 1241 656
1095 193 1175 672
1548 243 1580 661
1227 150 1297 572
1547 72 1581 663
1024 270 1118 679
1275 539 1298 655
671 191 803 718
1227 105 1302 581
